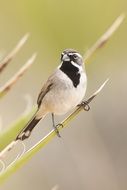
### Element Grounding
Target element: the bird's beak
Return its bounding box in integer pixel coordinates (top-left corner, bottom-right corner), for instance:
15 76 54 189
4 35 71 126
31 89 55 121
62 54 70 62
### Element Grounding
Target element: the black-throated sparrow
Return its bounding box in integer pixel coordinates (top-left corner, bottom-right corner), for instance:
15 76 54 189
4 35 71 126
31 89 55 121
16 49 87 140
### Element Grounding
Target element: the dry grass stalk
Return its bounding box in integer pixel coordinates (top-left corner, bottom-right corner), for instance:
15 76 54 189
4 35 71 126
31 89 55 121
84 14 125 62
0 33 29 73
0 53 37 98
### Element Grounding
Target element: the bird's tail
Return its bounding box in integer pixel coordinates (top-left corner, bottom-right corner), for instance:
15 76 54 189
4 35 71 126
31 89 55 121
15 114 41 141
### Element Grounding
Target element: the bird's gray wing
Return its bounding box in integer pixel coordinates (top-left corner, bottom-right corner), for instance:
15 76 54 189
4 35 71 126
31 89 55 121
37 80 53 108
37 69 61 107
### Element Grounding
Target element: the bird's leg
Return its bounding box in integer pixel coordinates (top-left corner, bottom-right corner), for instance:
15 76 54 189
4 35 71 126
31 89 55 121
51 113 61 137
77 100 90 111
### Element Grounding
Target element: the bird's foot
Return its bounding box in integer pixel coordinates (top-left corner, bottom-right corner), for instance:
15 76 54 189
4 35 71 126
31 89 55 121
53 123 63 138
78 101 90 111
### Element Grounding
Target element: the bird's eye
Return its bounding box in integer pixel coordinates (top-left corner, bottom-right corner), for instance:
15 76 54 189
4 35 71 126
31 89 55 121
73 54 78 59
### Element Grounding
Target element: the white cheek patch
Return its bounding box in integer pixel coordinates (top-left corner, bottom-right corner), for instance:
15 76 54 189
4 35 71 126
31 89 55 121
71 61 83 72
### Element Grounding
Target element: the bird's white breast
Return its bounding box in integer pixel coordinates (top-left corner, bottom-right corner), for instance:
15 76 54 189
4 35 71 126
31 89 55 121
42 69 87 115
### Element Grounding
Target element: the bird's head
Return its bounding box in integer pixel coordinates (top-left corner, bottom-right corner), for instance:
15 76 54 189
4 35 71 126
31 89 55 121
61 49 84 67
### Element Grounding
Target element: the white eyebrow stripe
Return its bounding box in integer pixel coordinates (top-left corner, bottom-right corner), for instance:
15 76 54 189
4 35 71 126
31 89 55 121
69 52 82 58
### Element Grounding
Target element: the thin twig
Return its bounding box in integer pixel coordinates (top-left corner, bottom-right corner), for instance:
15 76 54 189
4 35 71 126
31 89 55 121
0 33 29 73
84 13 125 62
85 78 109 104
0 53 37 98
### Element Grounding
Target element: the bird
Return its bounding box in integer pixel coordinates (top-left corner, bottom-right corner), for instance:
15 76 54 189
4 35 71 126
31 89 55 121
16 49 87 141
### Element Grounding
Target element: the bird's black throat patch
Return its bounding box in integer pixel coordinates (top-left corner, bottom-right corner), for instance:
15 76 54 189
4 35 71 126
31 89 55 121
60 61 80 88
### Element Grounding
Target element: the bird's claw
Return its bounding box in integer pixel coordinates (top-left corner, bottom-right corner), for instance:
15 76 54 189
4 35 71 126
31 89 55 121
53 123 63 138
78 101 90 111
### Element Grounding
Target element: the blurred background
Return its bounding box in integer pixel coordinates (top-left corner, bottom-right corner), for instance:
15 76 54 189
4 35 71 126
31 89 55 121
0 0 127 190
